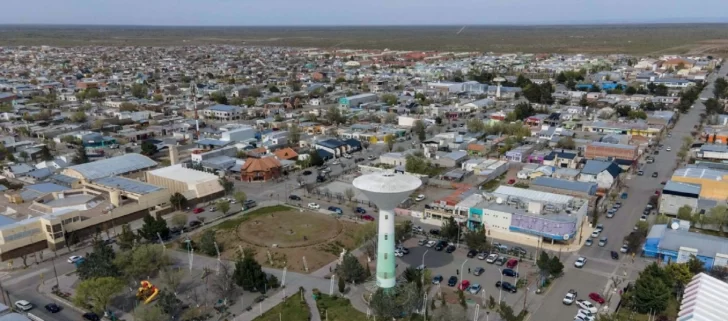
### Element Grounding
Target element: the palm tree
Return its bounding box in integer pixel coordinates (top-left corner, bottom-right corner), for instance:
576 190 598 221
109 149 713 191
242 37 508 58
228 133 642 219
169 193 187 210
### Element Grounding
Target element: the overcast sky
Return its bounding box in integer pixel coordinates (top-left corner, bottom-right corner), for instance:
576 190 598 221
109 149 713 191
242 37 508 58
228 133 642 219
3 0 728 26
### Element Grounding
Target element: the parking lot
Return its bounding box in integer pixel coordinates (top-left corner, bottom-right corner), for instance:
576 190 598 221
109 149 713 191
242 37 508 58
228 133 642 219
395 236 540 313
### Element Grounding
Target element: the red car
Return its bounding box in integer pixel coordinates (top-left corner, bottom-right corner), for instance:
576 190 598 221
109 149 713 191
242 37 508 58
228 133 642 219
654 190 661 196
507 179 516 185
362 215 375 221
193 208 204 214
458 280 471 291
589 292 605 304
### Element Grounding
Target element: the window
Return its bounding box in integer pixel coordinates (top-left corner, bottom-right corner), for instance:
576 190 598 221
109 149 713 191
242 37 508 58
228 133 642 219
384 234 388 241
385 215 388 220
384 253 388 260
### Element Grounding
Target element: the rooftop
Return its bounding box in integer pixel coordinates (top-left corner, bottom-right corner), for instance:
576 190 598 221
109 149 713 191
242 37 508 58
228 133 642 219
65 153 157 180
93 176 163 195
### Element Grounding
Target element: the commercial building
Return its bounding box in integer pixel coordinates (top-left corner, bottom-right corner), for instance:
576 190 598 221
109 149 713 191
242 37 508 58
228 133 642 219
671 167 728 200
145 164 224 201
456 186 588 244
643 221 728 270
696 144 728 161
61 153 157 181
338 93 378 108
0 176 171 261
531 177 597 199
240 157 282 182
584 142 639 161
202 104 244 121
659 180 701 216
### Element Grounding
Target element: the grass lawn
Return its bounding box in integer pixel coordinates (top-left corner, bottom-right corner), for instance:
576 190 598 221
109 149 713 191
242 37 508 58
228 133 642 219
315 294 368 321
215 205 291 230
615 309 651 321
253 291 310 321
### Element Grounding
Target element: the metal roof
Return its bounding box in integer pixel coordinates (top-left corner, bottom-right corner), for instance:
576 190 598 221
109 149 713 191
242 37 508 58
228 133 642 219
66 153 157 180
674 167 727 181
581 160 621 177
93 176 162 195
700 144 728 153
493 185 574 205
663 180 701 195
659 226 728 258
531 177 596 195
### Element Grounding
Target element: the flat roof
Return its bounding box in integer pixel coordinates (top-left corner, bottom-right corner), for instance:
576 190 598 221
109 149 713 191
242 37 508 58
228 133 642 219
93 176 163 195
66 153 157 180
493 185 574 205
148 164 220 184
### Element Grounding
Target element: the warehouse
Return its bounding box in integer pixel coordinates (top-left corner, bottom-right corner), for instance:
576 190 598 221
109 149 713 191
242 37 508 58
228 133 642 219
145 164 224 202
338 93 378 109
62 153 157 181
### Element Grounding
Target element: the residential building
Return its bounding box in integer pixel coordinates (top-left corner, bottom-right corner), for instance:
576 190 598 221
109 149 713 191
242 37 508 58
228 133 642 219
578 160 621 189
585 142 639 161
202 104 244 121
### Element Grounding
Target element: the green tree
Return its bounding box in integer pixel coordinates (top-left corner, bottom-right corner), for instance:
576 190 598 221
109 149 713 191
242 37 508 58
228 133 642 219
171 213 188 229
18 151 28 162
308 151 324 167
217 200 230 215
511 102 535 120
233 191 247 204
117 224 138 251
114 244 170 281
625 86 637 95
199 230 219 256
77 239 121 280
708 205 728 233
579 95 589 107
555 72 567 83
136 303 168 321
269 85 280 93
72 145 89 164
137 214 170 241
233 248 267 292
466 118 485 133
549 255 564 277
686 255 705 275
210 92 228 105
141 141 158 156
152 94 164 102
463 226 489 252
71 111 87 123
382 94 398 106
412 120 426 141
440 217 460 242
536 251 551 276
287 123 301 145
338 253 366 283
73 277 125 316
556 137 575 149
40 145 54 161
326 105 343 125
243 97 257 106
219 177 234 195
169 192 187 210
677 205 693 221
131 83 148 98
631 274 670 313
119 102 138 111
338 274 346 293
664 263 692 290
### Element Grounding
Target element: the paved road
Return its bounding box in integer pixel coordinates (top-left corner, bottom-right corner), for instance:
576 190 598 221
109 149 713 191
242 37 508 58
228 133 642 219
532 67 728 321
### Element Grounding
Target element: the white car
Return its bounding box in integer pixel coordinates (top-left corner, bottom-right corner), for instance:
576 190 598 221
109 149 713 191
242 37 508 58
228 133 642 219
666 147 672 152
640 215 647 222
620 244 629 253
307 203 320 209
575 310 596 321
477 252 488 260
590 230 600 238
343 154 352 159
563 291 577 305
574 257 587 268
331 160 340 165
425 240 437 248
412 226 424 233
576 300 598 314
485 254 499 263
14 300 33 311
394 250 404 257
415 194 426 201
67 255 84 264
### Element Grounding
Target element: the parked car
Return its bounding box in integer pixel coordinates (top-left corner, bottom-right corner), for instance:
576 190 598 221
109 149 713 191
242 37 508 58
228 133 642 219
412 225 423 233
473 267 485 276
458 280 471 291
468 283 482 294
44 303 61 313
598 237 608 247
193 208 204 214
502 268 519 277
494 256 507 266
446 245 456 253
355 207 367 214
14 300 33 311
495 281 517 293
512 246 527 256
652 172 658 178
429 229 440 236
595 224 604 233
507 179 516 185
448 276 458 287
302 170 312 176
563 289 578 305
307 203 320 209
620 244 629 253
506 258 518 269
432 275 443 284
415 194 426 201
425 240 436 248
288 195 301 201
486 254 499 263
589 293 606 304
467 249 478 258
188 220 202 229
67 255 84 264
576 300 598 314
637 170 644 176
435 242 446 251
477 252 488 260
418 239 428 246
83 312 101 321
362 215 375 221
396 246 409 255
590 230 600 238
610 251 619 260
327 206 343 214
585 239 593 246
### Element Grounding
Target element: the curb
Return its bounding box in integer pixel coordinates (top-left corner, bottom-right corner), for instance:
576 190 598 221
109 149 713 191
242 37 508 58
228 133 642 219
36 284 89 315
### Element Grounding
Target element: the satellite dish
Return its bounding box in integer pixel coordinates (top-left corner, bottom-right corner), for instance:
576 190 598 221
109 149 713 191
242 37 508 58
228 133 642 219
564 234 570 241
671 222 680 230
496 197 503 204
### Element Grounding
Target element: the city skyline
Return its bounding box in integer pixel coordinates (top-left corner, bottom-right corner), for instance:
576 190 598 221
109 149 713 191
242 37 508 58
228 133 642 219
3 0 727 26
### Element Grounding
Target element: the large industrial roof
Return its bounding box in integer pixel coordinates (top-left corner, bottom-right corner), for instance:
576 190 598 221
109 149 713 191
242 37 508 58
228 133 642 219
66 154 157 180
94 176 163 195
658 226 728 258
674 167 728 181
148 164 219 184
493 185 573 205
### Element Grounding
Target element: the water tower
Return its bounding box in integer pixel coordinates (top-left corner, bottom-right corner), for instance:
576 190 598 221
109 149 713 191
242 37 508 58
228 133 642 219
493 77 506 99
353 172 422 289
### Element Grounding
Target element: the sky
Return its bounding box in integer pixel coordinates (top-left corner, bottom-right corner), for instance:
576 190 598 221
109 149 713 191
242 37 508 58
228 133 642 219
3 0 728 26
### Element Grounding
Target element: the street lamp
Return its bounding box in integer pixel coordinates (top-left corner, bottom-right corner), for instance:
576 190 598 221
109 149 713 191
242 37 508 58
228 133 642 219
421 250 429 286
460 259 469 288
497 268 504 304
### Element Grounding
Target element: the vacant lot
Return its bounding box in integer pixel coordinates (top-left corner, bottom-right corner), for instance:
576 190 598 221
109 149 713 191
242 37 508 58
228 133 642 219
203 205 367 273
3 24 728 54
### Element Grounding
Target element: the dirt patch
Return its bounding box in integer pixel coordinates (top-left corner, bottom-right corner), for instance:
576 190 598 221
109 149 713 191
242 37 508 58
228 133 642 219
212 210 367 273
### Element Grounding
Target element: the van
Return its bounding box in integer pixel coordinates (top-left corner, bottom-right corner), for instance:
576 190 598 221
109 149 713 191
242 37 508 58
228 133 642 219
506 258 519 269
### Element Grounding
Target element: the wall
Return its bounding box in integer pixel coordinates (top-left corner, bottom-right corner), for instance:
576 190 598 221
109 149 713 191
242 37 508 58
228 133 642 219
481 208 513 232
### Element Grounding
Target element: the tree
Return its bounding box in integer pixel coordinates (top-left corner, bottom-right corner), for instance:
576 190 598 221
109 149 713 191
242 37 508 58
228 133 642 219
496 301 528 321
382 94 398 106
136 304 168 321
217 200 230 216
511 102 535 120
120 102 138 111
210 92 228 105
707 205 728 233
466 118 485 133
536 251 551 276
308 150 324 167
71 111 87 123
211 262 237 304
199 230 219 256
338 253 366 283
384 112 398 124
169 193 187 211
631 274 671 313
344 188 355 202
141 141 158 156
394 220 414 243
72 145 89 164
384 134 395 152
154 291 181 318
114 244 170 281
137 214 170 241
18 151 28 163
269 85 280 93
73 277 125 316
440 217 460 242
369 283 422 320
40 145 53 161
555 137 575 149
219 177 234 195
131 83 148 98
464 226 489 252
677 205 693 221
77 239 120 280
686 255 705 275
159 267 183 295
709 265 728 281
338 274 346 293
326 106 344 125
117 224 138 251
234 191 247 204
233 248 267 292
579 95 589 107
654 84 669 96
664 263 692 290
549 255 564 277
556 72 567 83
625 86 637 95
288 123 301 144
412 120 426 141
152 94 164 102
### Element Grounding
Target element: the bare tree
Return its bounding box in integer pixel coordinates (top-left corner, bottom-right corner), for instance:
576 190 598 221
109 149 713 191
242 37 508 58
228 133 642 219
344 188 355 202
160 266 184 295
210 263 237 305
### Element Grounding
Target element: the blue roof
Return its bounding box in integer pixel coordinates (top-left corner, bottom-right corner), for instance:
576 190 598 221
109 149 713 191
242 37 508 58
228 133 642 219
581 160 621 177
93 176 163 195
543 151 577 161
343 138 362 148
317 139 346 149
207 104 240 112
317 149 334 159
0 215 16 227
196 139 230 147
532 177 597 195
66 153 157 180
28 183 68 194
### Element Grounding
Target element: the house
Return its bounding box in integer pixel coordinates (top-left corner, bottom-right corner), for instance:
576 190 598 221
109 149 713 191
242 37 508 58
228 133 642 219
315 139 349 158
273 147 298 161
578 160 621 189
505 145 536 163
202 104 244 121
542 151 578 169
